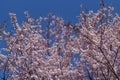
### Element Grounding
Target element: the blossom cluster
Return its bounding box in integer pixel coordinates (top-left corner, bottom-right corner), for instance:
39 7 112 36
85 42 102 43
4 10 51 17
0 5 120 80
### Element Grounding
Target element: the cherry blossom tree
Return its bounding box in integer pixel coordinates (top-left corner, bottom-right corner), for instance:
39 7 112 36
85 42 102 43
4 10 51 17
0 1 120 80
0 21 10 80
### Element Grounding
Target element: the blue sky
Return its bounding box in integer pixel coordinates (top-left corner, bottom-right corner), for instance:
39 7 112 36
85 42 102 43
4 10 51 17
0 0 120 24
0 0 120 48
0 0 120 78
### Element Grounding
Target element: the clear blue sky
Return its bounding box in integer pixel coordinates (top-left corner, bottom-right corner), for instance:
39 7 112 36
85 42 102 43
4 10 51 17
0 0 120 48
0 0 120 23
0 0 120 78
